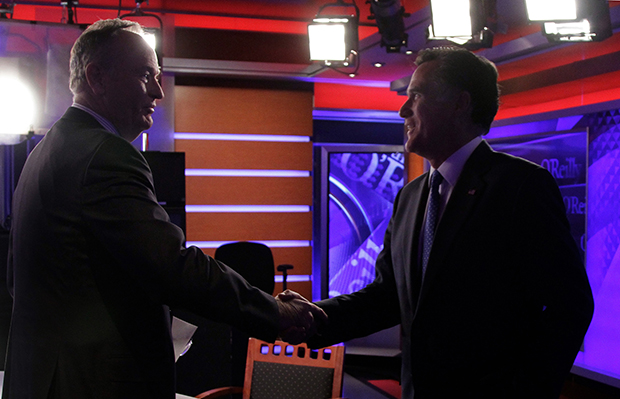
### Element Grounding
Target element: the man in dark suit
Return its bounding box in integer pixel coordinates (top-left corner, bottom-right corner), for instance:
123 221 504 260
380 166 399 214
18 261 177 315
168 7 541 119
307 47 594 398
3 19 324 399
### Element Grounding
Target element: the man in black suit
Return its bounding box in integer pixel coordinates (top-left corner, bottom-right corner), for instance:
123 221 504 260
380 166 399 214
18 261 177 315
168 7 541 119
3 19 325 399
307 47 594 398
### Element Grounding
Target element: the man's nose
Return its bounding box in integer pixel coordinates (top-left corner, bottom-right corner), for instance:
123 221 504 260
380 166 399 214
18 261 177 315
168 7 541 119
150 79 164 100
399 101 411 118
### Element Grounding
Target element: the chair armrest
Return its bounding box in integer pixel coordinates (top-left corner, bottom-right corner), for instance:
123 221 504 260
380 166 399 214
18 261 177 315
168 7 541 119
195 386 243 398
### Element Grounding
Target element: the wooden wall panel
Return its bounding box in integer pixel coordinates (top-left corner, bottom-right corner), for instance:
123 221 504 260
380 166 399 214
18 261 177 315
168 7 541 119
176 84 314 296
271 247 312 276
186 212 312 242
175 86 313 136
186 176 312 206
188 247 311 276
177 140 312 170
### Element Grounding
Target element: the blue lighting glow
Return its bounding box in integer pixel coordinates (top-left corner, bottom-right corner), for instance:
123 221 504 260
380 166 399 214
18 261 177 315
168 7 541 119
274 275 312 283
174 133 310 143
187 240 311 248
186 205 310 213
185 169 311 177
313 109 403 123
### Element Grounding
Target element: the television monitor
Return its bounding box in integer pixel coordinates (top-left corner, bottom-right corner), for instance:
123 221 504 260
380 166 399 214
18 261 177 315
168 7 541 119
316 144 405 355
488 130 587 263
489 130 620 389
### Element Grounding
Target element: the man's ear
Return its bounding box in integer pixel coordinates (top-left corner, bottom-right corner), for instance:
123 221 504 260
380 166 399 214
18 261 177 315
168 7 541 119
84 63 107 95
455 90 472 117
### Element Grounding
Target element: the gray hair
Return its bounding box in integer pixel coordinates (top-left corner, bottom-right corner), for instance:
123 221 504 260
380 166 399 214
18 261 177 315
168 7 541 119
69 19 143 95
415 47 500 133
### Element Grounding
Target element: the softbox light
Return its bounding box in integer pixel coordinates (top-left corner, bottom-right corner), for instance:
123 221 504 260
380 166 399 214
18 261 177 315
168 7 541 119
526 0 612 42
427 0 494 49
308 16 358 65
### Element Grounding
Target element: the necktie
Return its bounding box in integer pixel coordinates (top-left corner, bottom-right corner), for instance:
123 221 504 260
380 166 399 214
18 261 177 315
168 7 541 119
421 170 443 278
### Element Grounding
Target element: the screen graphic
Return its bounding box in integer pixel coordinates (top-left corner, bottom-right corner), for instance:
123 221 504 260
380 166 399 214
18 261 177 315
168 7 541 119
489 131 588 262
328 151 405 297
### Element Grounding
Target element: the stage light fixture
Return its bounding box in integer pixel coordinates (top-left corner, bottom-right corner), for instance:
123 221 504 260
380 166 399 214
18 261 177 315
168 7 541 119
369 0 409 53
141 28 158 51
427 0 494 49
308 1 359 68
525 0 612 42
0 74 36 136
60 0 78 24
120 1 164 58
525 0 577 21
0 2 14 19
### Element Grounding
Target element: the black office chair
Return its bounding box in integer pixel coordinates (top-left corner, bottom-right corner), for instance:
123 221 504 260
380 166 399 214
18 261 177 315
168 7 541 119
175 242 279 397
215 241 276 295
214 241 279 392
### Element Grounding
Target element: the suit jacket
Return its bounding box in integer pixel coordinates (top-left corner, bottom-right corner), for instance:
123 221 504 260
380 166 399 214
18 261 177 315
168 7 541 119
310 141 594 399
3 107 280 399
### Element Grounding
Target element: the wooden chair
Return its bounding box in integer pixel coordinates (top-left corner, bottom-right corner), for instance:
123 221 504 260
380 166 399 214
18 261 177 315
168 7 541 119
195 338 345 399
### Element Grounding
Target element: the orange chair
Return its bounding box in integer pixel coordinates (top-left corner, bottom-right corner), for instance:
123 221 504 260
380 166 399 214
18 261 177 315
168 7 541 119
196 338 345 399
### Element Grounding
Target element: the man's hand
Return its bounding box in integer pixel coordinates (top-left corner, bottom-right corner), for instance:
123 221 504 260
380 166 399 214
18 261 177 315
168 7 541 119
276 289 328 344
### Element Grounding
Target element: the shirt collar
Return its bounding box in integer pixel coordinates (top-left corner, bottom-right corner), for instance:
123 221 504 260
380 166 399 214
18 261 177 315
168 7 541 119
71 103 120 136
431 135 483 188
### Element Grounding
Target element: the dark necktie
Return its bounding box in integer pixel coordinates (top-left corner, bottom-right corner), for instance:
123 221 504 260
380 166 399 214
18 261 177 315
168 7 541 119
421 170 443 278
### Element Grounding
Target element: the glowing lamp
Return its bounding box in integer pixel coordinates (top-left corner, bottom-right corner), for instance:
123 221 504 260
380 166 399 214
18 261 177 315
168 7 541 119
308 16 358 65
525 0 612 42
0 74 36 136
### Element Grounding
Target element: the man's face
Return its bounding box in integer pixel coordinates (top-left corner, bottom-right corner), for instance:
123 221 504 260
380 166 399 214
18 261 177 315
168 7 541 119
101 31 164 142
398 60 460 163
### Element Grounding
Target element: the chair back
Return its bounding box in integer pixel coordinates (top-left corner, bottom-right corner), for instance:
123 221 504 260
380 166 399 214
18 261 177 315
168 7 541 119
215 241 275 295
243 338 345 399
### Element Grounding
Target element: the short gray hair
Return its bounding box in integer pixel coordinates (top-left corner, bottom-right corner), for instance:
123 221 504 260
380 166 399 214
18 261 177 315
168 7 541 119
69 19 143 95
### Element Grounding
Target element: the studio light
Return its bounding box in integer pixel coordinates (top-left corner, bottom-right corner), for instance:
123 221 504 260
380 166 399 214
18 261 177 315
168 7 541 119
60 0 78 24
427 0 494 49
369 0 409 53
525 0 577 21
308 1 359 67
0 74 36 136
141 28 158 51
120 1 164 58
0 3 14 19
525 0 612 42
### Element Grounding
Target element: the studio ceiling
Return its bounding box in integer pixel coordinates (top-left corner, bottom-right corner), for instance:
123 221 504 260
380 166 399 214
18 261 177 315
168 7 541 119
9 0 620 119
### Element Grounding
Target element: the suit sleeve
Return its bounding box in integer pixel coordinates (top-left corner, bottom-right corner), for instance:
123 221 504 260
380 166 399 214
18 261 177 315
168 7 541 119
80 137 279 342
308 190 403 348
510 167 594 397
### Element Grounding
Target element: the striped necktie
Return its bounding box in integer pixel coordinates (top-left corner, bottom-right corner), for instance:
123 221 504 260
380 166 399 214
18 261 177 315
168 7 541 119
421 170 443 278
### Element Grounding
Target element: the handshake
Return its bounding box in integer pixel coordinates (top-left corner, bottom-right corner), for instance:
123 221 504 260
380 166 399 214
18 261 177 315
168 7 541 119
276 289 327 345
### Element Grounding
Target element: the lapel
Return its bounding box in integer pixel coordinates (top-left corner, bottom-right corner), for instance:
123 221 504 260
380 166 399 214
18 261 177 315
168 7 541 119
416 141 495 304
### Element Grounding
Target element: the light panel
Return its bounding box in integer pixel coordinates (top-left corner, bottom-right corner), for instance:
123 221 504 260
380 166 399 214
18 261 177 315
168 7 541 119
174 132 310 143
544 19 593 41
0 74 36 135
187 240 311 248
186 205 310 213
274 275 312 283
430 0 472 38
525 0 577 21
141 31 157 50
308 21 347 61
307 14 358 65
185 169 310 177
